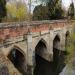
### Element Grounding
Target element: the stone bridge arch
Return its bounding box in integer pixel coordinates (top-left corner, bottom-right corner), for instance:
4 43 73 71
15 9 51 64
7 45 27 75
34 38 48 75
53 34 65 73
53 35 61 67
35 38 48 61
8 45 26 56
64 31 70 54
65 31 70 43
65 28 72 45
53 34 61 50
31 36 50 62
52 32 62 51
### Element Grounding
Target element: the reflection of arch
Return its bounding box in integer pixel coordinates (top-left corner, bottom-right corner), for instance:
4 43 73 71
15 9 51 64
53 35 61 71
53 35 66 73
34 39 48 75
8 46 26 75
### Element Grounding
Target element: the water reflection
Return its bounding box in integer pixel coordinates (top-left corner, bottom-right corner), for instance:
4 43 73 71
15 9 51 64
34 49 66 75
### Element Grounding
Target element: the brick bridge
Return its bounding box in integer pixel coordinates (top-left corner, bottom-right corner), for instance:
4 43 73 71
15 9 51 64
0 20 73 75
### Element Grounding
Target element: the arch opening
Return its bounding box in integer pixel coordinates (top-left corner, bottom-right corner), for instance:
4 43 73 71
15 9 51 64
53 35 60 72
35 39 47 67
35 40 47 58
65 31 70 46
34 39 54 75
8 48 26 75
53 35 66 74
64 31 70 56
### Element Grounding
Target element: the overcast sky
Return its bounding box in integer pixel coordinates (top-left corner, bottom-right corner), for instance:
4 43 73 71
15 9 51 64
25 0 75 13
25 0 73 6
10 0 74 13
16 0 75 8
62 0 75 8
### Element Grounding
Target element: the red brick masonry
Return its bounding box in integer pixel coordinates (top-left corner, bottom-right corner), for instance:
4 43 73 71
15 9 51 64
0 20 71 43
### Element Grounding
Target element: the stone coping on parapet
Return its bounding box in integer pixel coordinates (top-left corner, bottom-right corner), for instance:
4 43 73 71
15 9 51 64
0 20 70 28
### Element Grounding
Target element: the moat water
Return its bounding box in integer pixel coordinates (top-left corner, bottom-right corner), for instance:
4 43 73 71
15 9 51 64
34 50 66 75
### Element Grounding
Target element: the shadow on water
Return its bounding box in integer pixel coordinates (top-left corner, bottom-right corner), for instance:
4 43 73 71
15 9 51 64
34 54 54 75
34 49 66 75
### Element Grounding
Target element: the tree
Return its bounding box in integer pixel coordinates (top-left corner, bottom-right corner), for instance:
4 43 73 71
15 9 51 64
33 4 49 20
66 22 75 64
6 0 30 22
0 0 7 22
33 0 65 20
68 2 74 19
47 0 64 19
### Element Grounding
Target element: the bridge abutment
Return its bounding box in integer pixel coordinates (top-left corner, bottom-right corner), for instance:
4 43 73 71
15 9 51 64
26 32 35 75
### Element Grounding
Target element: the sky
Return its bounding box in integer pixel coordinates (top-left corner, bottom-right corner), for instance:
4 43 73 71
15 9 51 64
25 0 73 6
62 0 75 9
8 0 75 13
15 0 75 9
62 0 71 7
25 0 74 13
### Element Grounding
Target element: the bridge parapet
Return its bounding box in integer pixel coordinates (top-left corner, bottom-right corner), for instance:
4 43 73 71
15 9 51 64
0 20 70 28
0 20 72 47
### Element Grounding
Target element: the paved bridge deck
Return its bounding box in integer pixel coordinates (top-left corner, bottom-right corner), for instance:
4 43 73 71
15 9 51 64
0 20 72 47
0 20 70 28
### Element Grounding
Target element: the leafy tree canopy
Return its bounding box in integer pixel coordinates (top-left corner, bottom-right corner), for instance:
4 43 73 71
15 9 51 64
33 4 49 20
65 22 75 65
0 0 7 21
33 0 65 20
68 2 74 19
6 0 30 22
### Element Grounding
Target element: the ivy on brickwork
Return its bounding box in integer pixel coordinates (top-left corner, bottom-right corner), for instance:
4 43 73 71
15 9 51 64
65 21 75 67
